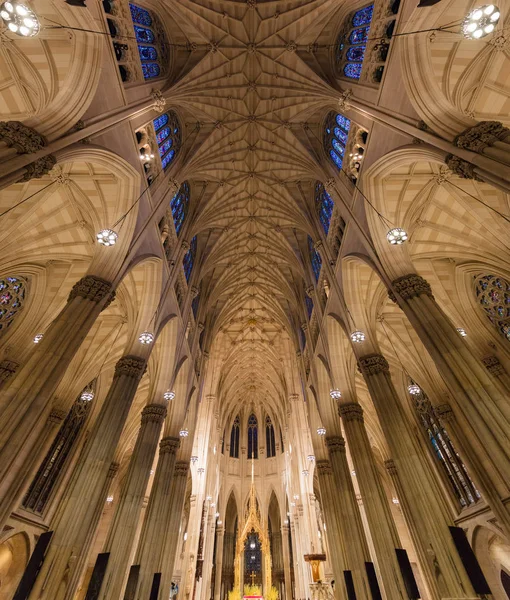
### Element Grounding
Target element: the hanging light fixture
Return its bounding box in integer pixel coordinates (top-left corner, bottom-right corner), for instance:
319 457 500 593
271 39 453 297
462 5 500 39
164 390 175 401
139 331 154 344
217 520 222 525
0 1 39 36
293 494 299 500
198 467 205 474
33 333 43 343
392 497 400 505
456 327 467 337
250 541 256 549
215 512 220 518
211 502 216 508
386 228 408 245
284 519 289 525
190 455 198 464
407 380 421 395
106 495 114 503
206 495 212 501
290 501 296 507
329 389 342 400
96 229 118 247
317 427 326 436
350 330 365 343
80 387 95 402
179 427 189 437
302 469 309 476
307 454 315 462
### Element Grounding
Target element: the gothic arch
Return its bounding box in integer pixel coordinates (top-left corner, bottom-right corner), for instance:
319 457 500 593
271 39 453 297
0 529 32 597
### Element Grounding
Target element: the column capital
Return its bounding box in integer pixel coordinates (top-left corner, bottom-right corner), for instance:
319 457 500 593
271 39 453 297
151 89 167 112
115 355 146 379
358 354 389 377
390 273 434 302
434 403 455 422
108 461 120 478
384 459 397 475
159 435 180 454
141 404 167 424
305 285 315 297
181 240 190 252
174 461 189 477
0 120 47 153
325 435 346 453
18 155 57 182
48 408 67 424
454 120 510 153
482 355 505 376
337 89 353 111
0 359 19 381
338 402 364 422
288 393 300 402
68 275 115 306
315 459 333 475
444 154 483 181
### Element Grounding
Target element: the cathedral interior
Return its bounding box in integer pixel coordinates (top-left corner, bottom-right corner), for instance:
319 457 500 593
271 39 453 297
0 0 510 599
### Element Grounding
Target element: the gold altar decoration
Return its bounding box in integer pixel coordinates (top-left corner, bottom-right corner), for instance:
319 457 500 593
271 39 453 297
234 462 272 595
304 554 327 583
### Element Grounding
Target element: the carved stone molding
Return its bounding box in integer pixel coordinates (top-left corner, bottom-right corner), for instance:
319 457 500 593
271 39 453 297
482 355 505 377
338 403 364 422
48 408 67 424
18 155 57 182
115 355 146 379
434 403 454 423
454 121 510 153
108 461 120 478
160 435 180 454
0 359 19 381
151 89 166 112
325 435 346 453
358 354 389 377
316 460 333 475
444 154 483 181
391 273 434 301
68 275 115 305
338 89 353 111
0 121 47 154
174 460 189 476
141 404 167 424
384 459 396 475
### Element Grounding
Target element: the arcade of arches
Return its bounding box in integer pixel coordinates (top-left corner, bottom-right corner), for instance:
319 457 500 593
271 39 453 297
1 0 510 599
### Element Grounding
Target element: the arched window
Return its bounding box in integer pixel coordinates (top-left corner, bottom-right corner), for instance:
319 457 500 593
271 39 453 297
475 274 510 342
0 276 27 332
315 181 334 235
336 4 374 80
183 236 197 282
230 416 240 458
324 111 351 172
153 111 181 170
414 393 479 508
23 385 94 514
265 415 276 458
305 295 314 319
248 413 258 459
171 181 190 236
129 3 161 79
308 236 322 282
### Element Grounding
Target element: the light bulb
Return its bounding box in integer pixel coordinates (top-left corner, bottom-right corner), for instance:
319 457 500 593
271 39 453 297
96 229 118 247
462 5 500 38
0 1 39 36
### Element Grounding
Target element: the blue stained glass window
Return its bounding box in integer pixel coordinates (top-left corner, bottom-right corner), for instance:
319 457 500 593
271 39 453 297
324 111 351 171
153 114 168 131
183 235 197 282
156 127 170 144
334 127 348 144
336 114 351 131
170 181 190 236
161 150 175 169
141 63 160 79
138 45 157 61
330 149 343 169
129 3 152 26
308 235 322 282
159 138 173 155
344 63 363 79
332 138 345 156
134 25 154 43
153 111 182 171
315 181 334 235
305 295 314 319
349 26 370 44
346 45 366 61
352 4 373 26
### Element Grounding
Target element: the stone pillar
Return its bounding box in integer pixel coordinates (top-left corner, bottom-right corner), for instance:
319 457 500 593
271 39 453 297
326 436 371 600
133 436 181 600
99 403 168 600
28 354 146 600
358 353 476 600
338 403 408 600
214 527 225 600
0 275 114 530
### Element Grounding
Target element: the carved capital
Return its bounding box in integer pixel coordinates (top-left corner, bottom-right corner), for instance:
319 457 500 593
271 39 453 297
338 403 364 422
181 241 190 252
68 275 115 305
316 460 333 475
115 355 146 379
338 89 353 111
108 461 120 478
160 435 180 454
391 274 433 301
325 435 346 453
434 403 454 423
174 460 189 476
444 154 483 181
48 408 67 424
454 120 510 153
305 285 315 298
384 459 397 475
151 89 166 112
288 393 300 402
18 155 57 182
190 285 200 298
0 121 47 153
0 359 19 381
141 403 167 424
358 354 389 377
482 355 505 377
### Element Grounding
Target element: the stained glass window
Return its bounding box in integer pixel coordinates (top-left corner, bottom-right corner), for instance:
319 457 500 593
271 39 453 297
336 4 374 80
171 181 190 236
130 4 160 79
153 110 182 171
244 532 262 581
183 236 197 282
0 276 27 332
230 415 240 458
475 274 510 342
305 295 314 319
266 415 276 458
248 413 258 459
324 111 351 172
308 235 322 282
129 3 152 25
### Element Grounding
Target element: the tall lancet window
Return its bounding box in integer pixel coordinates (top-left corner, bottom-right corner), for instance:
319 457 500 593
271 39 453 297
23 385 94 514
183 236 197 282
0 276 27 332
315 181 334 235
171 181 190 237
265 415 276 458
324 111 351 172
336 4 374 80
248 413 258 459
129 3 162 79
230 415 240 458
153 111 182 170
308 235 322 282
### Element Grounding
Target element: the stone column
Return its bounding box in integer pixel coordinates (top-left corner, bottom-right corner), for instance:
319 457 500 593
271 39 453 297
99 403 168 600
28 354 146 600
326 436 371 600
214 527 225 600
358 353 476 600
338 403 408 600
0 275 114 530
133 436 181 600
